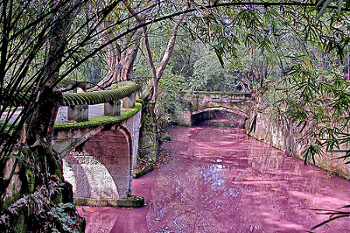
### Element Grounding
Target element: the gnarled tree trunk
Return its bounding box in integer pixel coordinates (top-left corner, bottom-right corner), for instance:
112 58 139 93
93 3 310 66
0 1 85 231
125 1 188 162
96 21 141 89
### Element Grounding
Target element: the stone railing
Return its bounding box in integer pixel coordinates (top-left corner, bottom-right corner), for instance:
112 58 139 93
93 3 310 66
58 81 140 122
184 91 251 111
188 90 251 97
176 91 252 126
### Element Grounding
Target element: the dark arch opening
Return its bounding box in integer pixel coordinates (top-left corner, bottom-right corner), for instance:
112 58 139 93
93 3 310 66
192 110 246 128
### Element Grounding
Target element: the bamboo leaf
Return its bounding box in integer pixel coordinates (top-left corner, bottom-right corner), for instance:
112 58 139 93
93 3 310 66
338 0 343 15
214 47 225 68
311 215 349 230
315 0 326 8
316 0 332 20
249 114 257 134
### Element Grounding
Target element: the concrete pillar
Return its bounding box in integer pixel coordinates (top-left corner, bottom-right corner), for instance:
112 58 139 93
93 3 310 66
122 93 135 108
177 111 192 126
68 104 88 122
104 100 121 116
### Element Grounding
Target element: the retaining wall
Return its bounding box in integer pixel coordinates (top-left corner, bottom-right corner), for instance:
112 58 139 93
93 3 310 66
246 110 350 180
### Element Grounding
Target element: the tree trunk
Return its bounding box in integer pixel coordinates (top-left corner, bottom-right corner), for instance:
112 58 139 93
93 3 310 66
96 21 140 89
125 1 188 162
23 1 85 230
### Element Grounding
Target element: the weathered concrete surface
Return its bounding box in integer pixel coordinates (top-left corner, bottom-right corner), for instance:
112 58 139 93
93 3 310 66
61 110 142 206
246 110 350 180
122 93 136 108
178 103 250 126
52 126 104 158
3 158 22 203
104 100 121 116
121 108 142 169
176 92 251 126
63 151 120 206
68 104 89 122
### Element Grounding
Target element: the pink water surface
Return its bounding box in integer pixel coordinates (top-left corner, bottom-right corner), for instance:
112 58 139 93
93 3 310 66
77 118 350 233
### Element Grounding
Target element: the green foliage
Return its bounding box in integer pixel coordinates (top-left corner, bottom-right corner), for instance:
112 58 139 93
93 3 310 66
25 170 35 193
138 101 159 161
12 212 26 233
46 203 80 233
162 135 171 141
2 0 350 231
259 58 350 164
189 52 236 91
156 74 188 125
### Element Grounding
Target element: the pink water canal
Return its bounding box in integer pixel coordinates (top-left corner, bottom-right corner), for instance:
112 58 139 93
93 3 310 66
77 114 350 232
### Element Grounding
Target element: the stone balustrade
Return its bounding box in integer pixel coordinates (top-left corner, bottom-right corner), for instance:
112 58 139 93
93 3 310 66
177 91 252 126
58 82 140 122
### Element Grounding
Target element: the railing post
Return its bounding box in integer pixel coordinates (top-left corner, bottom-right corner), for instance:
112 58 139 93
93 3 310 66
68 104 88 122
122 93 136 108
104 100 121 116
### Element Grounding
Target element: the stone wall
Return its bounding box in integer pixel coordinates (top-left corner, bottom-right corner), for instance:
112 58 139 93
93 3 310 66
121 109 142 171
246 110 350 180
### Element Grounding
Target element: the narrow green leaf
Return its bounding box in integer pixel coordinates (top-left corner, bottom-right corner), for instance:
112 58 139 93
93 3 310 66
300 121 308 134
214 47 225 68
311 215 349 230
338 0 343 15
249 114 257 134
317 0 332 20
315 0 326 8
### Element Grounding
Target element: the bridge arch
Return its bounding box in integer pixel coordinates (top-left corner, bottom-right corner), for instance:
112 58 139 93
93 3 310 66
191 106 248 119
177 91 251 126
190 107 248 128
61 124 135 206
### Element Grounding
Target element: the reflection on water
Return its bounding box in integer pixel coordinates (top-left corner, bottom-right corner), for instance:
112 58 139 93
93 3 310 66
78 117 350 233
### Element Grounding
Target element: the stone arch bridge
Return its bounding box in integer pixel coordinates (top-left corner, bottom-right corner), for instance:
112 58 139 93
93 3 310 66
52 82 144 207
178 91 252 126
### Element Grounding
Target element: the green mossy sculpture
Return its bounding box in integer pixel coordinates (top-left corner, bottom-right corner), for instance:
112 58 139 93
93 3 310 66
62 82 140 106
1 82 140 107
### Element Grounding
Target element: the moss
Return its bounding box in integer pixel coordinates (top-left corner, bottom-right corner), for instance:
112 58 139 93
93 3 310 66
2 190 22 210
32 150 43 182
54 103 142 130
133 164 155 178
136 99 144 105
62 82 140 106
25 170 35 193
50 155 63 179
12 211 27 233
162 135 171 141
117 195 145 208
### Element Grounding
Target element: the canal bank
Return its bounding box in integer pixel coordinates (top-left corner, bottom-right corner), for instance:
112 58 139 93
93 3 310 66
78 115 350 232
